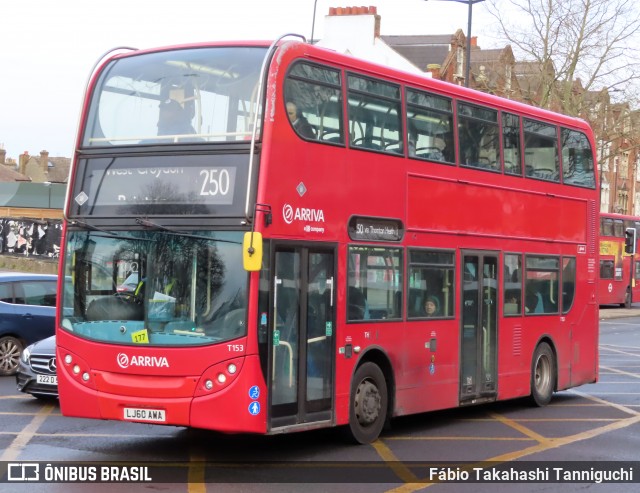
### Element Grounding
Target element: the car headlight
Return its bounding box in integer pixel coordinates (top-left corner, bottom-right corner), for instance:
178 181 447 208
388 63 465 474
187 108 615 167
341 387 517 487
21 345 33 364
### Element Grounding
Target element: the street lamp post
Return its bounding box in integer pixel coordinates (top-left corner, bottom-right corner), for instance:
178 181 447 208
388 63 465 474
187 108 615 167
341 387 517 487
425 0 486 88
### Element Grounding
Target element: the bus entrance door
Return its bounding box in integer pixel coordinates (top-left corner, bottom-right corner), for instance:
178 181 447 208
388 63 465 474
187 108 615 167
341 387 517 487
460 252 498 404
269 245 335 431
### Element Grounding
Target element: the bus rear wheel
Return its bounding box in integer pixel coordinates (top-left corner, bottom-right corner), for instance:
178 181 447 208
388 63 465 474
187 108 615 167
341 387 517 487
346 362 388 444
530 342 555 407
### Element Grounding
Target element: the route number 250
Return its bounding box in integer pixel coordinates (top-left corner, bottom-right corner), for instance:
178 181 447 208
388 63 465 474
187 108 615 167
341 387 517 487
200 169 230 196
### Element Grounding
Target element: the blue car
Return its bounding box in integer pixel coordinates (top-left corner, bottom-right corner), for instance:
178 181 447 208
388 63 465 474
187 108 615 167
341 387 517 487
0 272 58 376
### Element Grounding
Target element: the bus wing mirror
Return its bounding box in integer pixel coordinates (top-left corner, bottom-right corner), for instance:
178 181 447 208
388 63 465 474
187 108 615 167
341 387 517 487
243 232 263 271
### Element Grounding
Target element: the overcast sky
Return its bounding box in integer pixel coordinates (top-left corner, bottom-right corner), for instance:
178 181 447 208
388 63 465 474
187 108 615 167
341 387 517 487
0 0 497 159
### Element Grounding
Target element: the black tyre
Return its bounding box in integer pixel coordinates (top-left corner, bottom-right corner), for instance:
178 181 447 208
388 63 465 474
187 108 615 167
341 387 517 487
0 336 24 376
530 342 555 407
346 362 388 444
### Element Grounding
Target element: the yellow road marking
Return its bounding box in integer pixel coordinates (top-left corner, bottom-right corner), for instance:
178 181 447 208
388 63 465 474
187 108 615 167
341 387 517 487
0 403 55 462
372 440 421 483
188 432 206 493
487 412 548 443
378 384 640 493
380 413 640 493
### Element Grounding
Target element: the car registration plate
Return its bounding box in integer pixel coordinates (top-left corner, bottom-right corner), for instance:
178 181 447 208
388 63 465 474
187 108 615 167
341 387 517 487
123 407 166 422
36 374 57 385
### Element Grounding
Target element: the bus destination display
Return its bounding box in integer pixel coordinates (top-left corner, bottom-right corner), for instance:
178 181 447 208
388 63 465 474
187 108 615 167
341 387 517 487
71 154 248 216
348 216 403 242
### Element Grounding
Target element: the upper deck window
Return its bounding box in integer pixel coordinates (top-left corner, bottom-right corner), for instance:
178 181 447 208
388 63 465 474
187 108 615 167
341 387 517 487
523 119 559 182
600 217 614 236
561 128 596 189
406 89 454 163
83 47 267 146
457 102 500 171
284 62 343 143
347 74 402 154
502 113 522 175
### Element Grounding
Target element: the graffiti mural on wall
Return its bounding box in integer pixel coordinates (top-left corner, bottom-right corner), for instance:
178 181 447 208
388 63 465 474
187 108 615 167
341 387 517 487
0 219 62 258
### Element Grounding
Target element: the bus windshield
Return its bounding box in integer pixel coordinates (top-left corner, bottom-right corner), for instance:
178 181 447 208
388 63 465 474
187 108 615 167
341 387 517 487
61 230 247 346
83 46 267 146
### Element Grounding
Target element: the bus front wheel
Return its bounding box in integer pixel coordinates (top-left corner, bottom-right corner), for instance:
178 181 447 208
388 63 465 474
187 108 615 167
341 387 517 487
346 362 388 444
530 342 555 407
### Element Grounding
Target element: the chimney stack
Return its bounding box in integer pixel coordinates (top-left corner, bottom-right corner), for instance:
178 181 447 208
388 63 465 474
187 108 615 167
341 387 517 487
327 6 381 39
427 64 442 80
40 150 49 172
19 151 29 175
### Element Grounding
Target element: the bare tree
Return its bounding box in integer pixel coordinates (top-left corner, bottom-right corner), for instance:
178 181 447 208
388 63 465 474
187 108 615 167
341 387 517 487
485 0 640 116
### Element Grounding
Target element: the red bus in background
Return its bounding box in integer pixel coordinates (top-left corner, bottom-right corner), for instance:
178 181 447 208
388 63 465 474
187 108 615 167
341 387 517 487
599 213 640 307
57 36 599 444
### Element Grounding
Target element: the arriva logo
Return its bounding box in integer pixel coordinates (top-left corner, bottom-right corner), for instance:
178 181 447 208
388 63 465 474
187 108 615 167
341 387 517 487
117 353 169 369
282 203 325 225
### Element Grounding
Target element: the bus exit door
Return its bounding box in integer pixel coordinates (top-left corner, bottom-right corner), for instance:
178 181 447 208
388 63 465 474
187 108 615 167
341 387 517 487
460 252 498 403
269 245 335 430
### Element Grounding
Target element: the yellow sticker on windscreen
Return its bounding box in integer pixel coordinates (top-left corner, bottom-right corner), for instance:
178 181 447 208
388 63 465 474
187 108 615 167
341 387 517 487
131 329 149 344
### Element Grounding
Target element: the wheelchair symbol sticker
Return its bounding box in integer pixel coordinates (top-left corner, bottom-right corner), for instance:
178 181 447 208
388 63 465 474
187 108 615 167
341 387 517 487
249 385 260 399
249 401 261 415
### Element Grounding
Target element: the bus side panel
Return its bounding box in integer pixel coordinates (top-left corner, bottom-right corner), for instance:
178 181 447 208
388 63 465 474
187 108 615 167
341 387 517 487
496 321 530 401
406 176 587 243
392 318 460 416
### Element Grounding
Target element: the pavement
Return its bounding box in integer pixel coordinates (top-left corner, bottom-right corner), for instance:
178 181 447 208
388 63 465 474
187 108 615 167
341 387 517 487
599 305 640 320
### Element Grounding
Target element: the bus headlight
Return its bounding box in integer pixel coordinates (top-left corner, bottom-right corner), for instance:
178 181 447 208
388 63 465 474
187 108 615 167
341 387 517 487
194 357 244 396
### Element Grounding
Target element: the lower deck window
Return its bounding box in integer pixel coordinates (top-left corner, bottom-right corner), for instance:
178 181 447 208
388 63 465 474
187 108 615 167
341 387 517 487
347 246 402 321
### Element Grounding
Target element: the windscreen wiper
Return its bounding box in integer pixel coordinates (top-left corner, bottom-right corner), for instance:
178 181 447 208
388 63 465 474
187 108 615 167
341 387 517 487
135 218 242 244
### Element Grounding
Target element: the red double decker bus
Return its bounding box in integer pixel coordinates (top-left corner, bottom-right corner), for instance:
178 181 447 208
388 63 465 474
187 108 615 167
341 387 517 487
57 36 599 443
599 212 640 307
